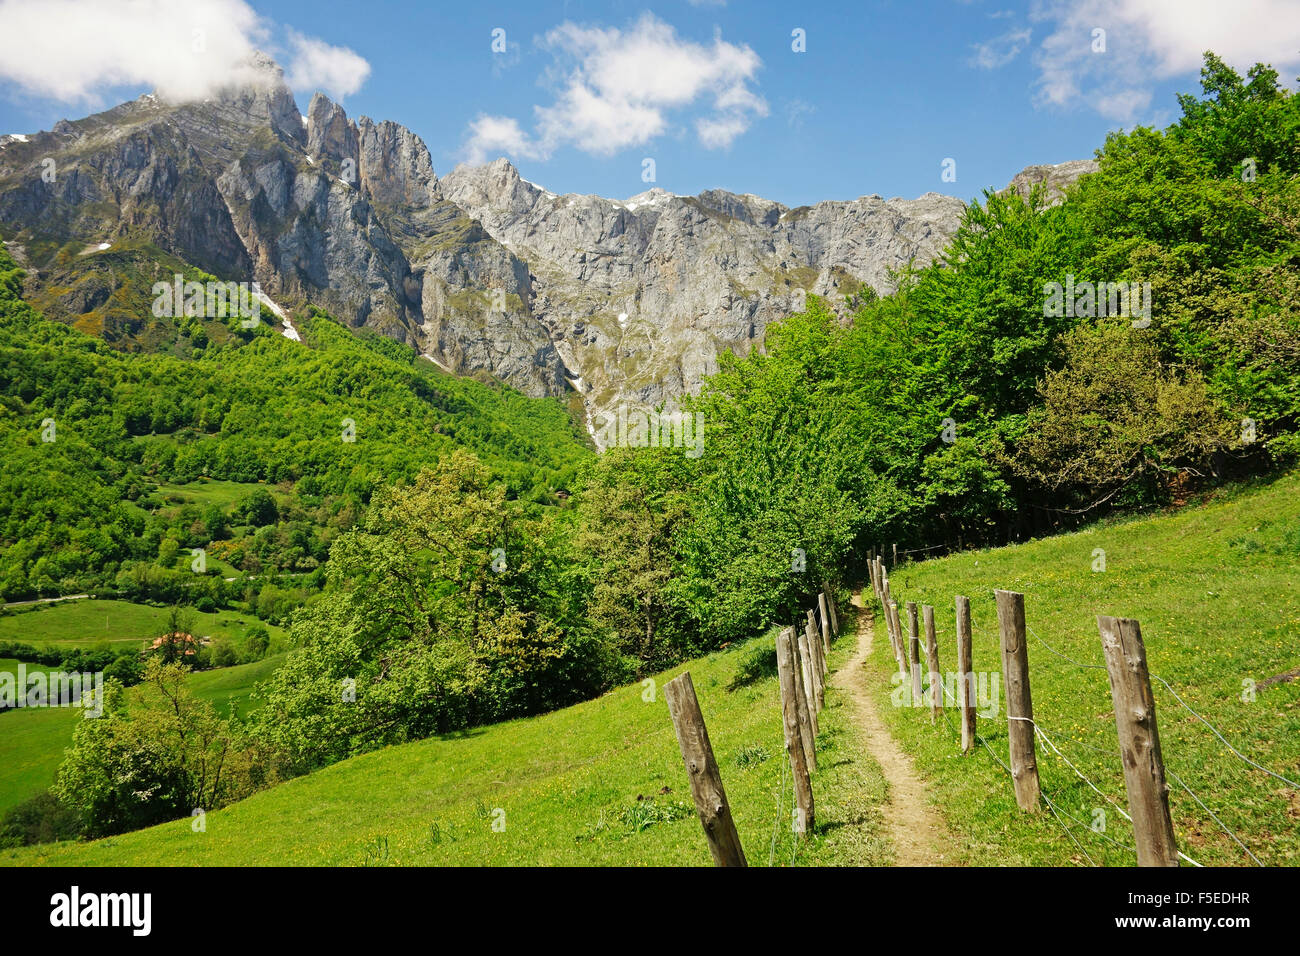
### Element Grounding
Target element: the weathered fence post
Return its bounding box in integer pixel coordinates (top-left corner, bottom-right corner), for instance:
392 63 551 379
888 601 908 679
1097 616 1179 867
823 586 839 637
893 543 898 568
664 671 747 866
804 612 826 711
906 602 923 708
922 604 942 722
817 593 832 658
790 625 817 770
995 590 1041 811
955 595 976 754
884 599 900 666
775 627 815 836
796 621 822 729
807 608 825 677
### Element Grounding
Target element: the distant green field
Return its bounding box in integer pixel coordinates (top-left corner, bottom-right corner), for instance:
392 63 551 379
0 653 284 815
0 658 55 679
153 479 273 509
186 655 283 718
0 704 76 819
870 470 1300 867
0 600 284 653
2 630 891 867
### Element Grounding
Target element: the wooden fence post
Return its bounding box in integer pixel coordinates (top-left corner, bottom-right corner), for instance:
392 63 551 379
775 627 815 837
884 599 900 667
796 621 822 729
664 671 747 866
823 586 839 637
888 601 908 679
806 608 824 676
804 607 822 676
804 612 826 712
955 595 976 754
922 604 942 722
1097 616 1179 867
995 590 1041 811
790 625 817 770
906 602 923 709
893 543 898 568
817 593 832 658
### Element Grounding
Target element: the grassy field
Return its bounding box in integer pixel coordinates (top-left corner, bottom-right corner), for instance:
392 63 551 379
153 479 274 509
2 629 893 866
0 654 284 815
4 472 1294 867
0 599 284 653
868 470 1300 867
0 659 78 818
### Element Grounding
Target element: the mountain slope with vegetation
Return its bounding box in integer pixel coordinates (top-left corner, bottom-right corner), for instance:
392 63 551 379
0 242 592 603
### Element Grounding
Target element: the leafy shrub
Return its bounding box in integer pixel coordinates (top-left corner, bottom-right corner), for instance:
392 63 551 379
0 791 80 847
619 798 693 832
734 743 771 768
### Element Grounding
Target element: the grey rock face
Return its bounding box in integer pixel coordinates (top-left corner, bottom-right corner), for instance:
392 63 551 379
0 52 1097 446
1005 159 1099 206
438 162 970 442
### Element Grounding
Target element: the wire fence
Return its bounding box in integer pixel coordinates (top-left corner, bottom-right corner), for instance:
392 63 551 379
865 554 1296 868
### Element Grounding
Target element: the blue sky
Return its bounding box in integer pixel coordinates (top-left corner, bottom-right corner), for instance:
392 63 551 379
0 0 1296 207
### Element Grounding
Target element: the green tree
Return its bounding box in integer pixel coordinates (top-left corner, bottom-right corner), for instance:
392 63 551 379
576 448 692 670
1010 323 1234 508
239 488 279 527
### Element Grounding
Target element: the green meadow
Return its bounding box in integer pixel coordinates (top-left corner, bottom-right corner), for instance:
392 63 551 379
0 654 284 815
4 472 1296 866
869 470 1300 867
3 632 892 867
0 600 284 653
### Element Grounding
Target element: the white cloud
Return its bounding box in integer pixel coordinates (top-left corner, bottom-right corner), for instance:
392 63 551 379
462 114 546 164
1030 0 1300 121
696 114 749 148
284 30 370 100
971 27 1032 69
462 13 767 162
0 0 370 105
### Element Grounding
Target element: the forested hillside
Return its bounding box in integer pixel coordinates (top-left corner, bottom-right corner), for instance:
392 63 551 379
0 252 591 603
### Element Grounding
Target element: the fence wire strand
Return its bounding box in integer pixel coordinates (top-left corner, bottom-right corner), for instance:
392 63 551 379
881 597 1234 868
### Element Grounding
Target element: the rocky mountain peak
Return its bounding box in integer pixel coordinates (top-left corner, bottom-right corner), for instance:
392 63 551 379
204 51 304 146
356 115 438 209
1005 159 1099 205
305 91 359 169
442 157 543 215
